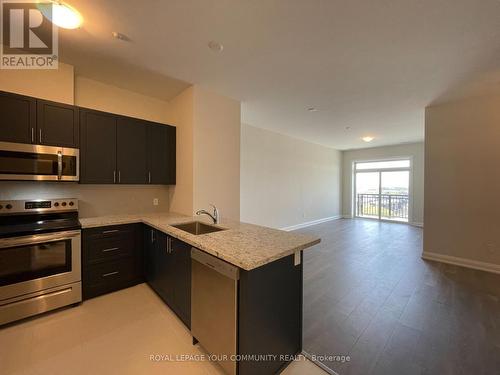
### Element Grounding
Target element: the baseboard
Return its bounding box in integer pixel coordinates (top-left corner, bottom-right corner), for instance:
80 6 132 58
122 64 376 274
342 214 353 219
410 221 424 227
422 252 500 274
301 350 339 375
281 215 342 231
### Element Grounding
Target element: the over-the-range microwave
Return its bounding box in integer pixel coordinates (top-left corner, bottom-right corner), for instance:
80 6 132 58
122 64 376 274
0 142 79 181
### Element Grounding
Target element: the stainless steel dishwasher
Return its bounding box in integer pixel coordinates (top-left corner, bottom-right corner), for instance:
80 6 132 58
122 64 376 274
191 248 239 375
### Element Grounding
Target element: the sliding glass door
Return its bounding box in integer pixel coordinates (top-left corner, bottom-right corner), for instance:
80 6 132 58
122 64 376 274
354 159 410 222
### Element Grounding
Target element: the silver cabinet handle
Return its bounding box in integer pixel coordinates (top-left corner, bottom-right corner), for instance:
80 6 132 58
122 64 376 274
57 151 62 180
151 229 154 243
102 229 119 234
148 171 151 184
39 129 42 143
102 271 119 278
31 128 35 143
102 247 119 253
118 171 121 183
113 170 116 184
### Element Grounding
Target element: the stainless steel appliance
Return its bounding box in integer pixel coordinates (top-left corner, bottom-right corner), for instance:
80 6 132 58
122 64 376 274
0 199 82 325
191 248 239 375
0 142 79 181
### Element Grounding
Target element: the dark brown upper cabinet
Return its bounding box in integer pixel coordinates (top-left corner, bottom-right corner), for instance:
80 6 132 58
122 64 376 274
37 99 79 148
0 91 36 144
80 109 117 184
117 117 148 184
0 91 79 148
147 123 176 185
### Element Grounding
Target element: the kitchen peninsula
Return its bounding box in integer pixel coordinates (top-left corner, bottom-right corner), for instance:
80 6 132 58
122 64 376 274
79 212 320 375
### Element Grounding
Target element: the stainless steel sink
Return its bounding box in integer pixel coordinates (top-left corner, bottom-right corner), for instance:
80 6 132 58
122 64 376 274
171 221 226 235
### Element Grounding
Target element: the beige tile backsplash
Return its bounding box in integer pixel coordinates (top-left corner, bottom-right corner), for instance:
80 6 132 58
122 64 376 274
0 182 170 218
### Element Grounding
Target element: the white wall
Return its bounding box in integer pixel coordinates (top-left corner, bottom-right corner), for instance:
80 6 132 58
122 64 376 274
342 142 425 225
241 124 342 229
424 94 500 268
193 87 241 220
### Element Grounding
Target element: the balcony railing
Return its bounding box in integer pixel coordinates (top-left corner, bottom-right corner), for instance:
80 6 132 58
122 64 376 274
356 194 409 221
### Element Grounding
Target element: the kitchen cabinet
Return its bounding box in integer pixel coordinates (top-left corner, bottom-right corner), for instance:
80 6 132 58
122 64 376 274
80 109 117 184
80 110 176 185
117 117 148 184
170 237 191 326
0 90 175 185
82 224 144 300
37 99 79 148
0 91 36 144
0 91 79 147
147 123 176 184
144 226 191 328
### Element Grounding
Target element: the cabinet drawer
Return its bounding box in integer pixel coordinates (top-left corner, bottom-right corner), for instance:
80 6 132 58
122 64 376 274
86 234 134 263
83 258 138 299
84 224 138 239
84 224 138 263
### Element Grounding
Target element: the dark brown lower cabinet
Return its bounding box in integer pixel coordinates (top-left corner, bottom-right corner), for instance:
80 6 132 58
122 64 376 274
82 224 144 300
144 226 191 328
83 224 302 375
237 254 303 375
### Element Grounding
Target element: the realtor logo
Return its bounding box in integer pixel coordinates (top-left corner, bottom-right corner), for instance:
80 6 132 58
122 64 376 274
1 0 58 69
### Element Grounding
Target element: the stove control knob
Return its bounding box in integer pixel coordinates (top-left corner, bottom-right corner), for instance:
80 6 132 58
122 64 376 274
6 204 12 209
62 202 67 207
54 202 59 207
69 201 74 206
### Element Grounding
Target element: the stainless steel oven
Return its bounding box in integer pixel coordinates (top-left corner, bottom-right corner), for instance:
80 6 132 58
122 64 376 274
0 199 82 326
0 142 79 181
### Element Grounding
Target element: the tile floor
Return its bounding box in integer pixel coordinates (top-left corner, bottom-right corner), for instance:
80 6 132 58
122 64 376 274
0 283 328 375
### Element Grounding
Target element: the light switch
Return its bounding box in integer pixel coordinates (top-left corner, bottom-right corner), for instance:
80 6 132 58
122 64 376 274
153 198 159 206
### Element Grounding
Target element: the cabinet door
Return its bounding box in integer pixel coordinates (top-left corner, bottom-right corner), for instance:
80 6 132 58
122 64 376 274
80 109 117 184
171 238 191 328
37 99 79 147
144 227 158 287
148 123 176 185
0 91 36 144
117 117 148 184
154 231 176 305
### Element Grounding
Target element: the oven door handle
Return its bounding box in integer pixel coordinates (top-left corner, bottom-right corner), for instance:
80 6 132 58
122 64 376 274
0 230 81 249
57 151 63 180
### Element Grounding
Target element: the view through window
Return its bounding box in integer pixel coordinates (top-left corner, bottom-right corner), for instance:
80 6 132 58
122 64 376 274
354 159 410 222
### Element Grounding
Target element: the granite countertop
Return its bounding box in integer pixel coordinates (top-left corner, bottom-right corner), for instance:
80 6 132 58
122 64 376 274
79 213 320 271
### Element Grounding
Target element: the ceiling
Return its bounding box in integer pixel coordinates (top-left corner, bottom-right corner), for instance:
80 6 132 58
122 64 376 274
59 0 500 150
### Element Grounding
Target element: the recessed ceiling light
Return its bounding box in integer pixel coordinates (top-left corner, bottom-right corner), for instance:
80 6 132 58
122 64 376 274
362 136 374 142
307 107 318 112
41 1 83 29
112 31 130 41
208 41 224 52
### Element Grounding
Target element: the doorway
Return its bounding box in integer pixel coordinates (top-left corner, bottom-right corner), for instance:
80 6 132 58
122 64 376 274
354 159 411 222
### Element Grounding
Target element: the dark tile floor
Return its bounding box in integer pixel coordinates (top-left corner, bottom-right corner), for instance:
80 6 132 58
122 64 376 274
299 219 500 375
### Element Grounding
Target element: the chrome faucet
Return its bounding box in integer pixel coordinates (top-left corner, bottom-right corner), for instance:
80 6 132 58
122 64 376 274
196 204 220 224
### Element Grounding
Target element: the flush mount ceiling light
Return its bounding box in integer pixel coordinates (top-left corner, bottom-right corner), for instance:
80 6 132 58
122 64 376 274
208 41 224 52
112 31 131 41
40 1 83 29
307 107 318 112
362 136 374 142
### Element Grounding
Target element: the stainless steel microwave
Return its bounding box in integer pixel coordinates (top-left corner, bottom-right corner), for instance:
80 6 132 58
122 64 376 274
0 142 79 181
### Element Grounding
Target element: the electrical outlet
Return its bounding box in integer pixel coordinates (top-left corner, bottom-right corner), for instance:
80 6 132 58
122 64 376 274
153 198 159 206
486 242 496 253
